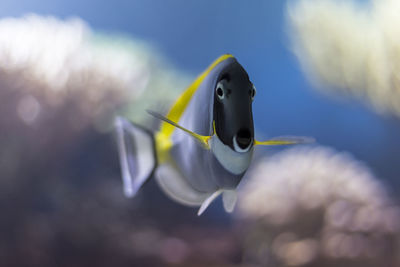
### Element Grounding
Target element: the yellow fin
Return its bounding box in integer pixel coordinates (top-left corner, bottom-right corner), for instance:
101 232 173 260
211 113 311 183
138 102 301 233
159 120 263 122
255 136 315 146
212 120 216 135
160 54 234 139
148 110 211 149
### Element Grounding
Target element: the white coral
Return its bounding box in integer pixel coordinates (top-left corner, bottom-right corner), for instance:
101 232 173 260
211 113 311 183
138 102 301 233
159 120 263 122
287 0 400 117
0 15 189 125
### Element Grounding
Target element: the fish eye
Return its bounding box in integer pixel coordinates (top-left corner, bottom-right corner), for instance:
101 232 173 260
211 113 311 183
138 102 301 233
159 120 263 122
216 82 224 100
251 85 256 100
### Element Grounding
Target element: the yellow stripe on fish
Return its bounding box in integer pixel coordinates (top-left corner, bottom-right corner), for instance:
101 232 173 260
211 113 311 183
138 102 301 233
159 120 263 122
155 54 233 163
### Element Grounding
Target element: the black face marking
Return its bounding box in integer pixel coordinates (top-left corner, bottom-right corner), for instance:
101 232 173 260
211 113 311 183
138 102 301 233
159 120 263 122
220 73 231 82
213 60 255 151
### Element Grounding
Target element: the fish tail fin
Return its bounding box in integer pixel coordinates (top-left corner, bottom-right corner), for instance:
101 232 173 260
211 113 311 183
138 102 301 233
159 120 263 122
115 117 157 198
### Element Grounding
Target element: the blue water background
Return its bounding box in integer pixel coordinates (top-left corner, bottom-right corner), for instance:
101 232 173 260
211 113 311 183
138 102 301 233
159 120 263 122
1 0 399 192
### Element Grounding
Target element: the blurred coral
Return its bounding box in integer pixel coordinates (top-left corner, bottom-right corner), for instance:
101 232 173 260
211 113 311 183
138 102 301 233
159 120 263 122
287 0 400 117
236 146 400 266
0 14 189 130
0 14 190 182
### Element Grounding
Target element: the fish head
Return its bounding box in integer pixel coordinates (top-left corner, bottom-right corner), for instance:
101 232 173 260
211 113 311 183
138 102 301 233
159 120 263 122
213 61 255 153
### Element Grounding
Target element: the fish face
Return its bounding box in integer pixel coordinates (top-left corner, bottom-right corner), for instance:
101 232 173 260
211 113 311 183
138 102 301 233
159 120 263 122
213 61 255 153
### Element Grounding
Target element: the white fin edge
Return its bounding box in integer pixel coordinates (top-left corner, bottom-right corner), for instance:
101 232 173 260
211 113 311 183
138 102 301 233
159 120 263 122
115 117 155 198
222 190 237 213
197 190 223 216
115 117 135 197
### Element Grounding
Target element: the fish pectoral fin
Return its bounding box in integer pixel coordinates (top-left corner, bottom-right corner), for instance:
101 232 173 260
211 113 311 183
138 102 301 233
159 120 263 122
147 110 211 149
197 190 223 216
255 136 315 146
222 190 237 213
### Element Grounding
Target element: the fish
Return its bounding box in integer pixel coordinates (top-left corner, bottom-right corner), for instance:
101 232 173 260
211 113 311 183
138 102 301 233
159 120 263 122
115 54 313 215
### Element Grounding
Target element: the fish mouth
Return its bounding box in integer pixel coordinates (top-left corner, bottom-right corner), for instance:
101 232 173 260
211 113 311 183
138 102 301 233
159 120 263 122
210 134 253 175
233 128 253 153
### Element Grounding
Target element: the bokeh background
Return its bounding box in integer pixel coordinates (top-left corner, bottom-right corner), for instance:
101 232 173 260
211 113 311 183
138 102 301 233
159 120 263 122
1 0 400 266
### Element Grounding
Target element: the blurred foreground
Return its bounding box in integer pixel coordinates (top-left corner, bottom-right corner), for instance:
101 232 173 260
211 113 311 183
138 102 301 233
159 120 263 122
1 15 400 267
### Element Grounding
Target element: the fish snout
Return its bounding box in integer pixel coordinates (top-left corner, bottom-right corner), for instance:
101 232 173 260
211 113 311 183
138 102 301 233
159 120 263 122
233 128 253 152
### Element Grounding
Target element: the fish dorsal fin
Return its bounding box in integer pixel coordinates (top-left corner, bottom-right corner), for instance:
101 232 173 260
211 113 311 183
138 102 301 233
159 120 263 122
255 136 315 146
222 190 237 213
148 110 211 149
197 190 223 216
160 54 234 139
